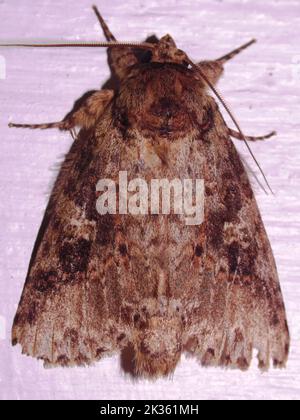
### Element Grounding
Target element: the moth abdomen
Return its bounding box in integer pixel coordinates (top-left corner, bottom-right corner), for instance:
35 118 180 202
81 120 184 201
134 316 183 377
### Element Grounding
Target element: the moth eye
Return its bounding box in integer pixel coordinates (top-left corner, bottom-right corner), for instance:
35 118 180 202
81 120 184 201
138 49 152 63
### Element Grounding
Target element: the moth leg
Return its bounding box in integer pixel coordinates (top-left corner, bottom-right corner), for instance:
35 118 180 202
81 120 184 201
69 128 78 141
196 60 224 86
229 128 277 142
92 5 138 79
8 89 114 132
197 40 256 86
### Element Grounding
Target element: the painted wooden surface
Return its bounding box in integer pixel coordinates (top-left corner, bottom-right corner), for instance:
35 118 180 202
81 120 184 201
0 0 299 400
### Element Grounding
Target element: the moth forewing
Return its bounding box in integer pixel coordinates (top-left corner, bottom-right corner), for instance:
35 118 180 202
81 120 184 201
5 6 289 377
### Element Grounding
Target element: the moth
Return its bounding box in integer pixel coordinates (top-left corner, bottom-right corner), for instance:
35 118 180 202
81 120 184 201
2 6 289 377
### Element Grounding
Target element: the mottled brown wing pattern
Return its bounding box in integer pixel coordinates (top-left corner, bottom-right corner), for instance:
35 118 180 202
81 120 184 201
12 29 289 376
180 99 290 370
12 123 129 366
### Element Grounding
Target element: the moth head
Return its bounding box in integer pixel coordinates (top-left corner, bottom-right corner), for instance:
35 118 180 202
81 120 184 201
151 34 189 65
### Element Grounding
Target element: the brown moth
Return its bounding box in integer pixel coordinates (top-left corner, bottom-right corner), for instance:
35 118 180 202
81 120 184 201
5 7 289 377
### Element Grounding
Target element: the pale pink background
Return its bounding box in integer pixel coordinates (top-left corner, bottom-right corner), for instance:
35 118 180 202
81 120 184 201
0 0 299 400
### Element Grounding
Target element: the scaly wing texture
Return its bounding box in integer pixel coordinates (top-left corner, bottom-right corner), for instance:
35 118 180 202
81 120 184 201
12 120 131 366
180 98 290 370
13 62 289 375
